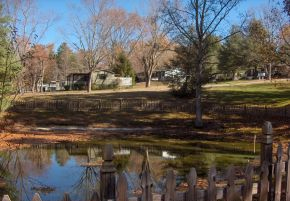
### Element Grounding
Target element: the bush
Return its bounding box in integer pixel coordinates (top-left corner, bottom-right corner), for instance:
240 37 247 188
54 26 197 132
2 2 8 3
92 81 119 90
73 83 87 90
64 85 70 91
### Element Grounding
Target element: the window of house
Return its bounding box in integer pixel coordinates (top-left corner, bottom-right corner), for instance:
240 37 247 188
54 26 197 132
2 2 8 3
98 74 107 80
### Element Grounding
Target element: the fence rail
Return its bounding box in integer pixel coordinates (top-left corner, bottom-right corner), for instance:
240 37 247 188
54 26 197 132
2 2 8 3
10 99 290 118
1 122 290 201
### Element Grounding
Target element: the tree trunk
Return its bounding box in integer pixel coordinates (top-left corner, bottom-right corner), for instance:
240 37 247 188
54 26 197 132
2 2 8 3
145 73 151 88
87 71 92 93
268 63 272 81
32 75 36 93
195 62 203 128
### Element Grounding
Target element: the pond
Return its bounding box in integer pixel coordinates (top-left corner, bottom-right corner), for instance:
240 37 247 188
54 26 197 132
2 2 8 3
0 139 259 201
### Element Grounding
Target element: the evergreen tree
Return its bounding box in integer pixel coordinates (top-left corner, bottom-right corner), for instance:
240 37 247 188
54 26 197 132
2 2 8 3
218 26 248 80
56 42 78 81
0 4 21 111
111 52 135 80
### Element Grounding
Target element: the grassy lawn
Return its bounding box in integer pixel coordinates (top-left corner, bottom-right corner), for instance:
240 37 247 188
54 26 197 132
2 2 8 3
19 80 290 107
1 79 288 142
205 81 290 107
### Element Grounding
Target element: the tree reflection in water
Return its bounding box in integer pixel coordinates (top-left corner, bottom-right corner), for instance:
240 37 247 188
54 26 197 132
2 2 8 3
71 147 100 201
0 145 53 201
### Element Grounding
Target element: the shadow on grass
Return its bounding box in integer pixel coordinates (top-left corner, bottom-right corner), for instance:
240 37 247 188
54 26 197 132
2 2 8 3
21 91 184 102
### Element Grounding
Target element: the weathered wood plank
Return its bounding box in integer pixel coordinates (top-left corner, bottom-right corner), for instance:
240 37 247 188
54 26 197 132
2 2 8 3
141 150 153 201
274 144 283 201
165 169 176 201
224 166 241 201
185 168 197 201
242 164 253 201
117 173 128 201
259 162 269 201
261 121 273 201
207 166 217 201
32 193 42 201
2 195 11 201
286 143 290 201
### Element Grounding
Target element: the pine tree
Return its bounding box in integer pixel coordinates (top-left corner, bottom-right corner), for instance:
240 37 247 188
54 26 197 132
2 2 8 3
111 52 135 81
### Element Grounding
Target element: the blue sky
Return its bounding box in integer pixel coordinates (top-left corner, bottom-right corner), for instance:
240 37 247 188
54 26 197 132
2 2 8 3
36 0 270 49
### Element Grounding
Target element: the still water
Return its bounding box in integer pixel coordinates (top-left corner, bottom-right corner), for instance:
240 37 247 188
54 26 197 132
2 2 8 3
0 140 259 201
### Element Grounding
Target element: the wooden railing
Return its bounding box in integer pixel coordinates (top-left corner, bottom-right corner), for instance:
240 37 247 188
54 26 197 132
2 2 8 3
10 99 290 118
1 122 290 201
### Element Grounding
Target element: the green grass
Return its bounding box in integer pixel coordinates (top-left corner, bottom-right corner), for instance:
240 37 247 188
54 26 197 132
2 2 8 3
205 82 290 107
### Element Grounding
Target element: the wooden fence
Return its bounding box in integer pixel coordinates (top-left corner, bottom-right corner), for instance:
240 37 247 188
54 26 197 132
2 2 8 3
1 121 290 201
10 99 290 118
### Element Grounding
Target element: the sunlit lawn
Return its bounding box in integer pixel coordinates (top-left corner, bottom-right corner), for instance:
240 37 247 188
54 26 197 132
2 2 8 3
205 82 290 107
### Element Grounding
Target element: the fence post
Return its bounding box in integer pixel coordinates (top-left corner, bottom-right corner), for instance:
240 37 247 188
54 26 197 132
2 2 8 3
141 150 153 201
119 99 122 111
274 144 283 201
258 162 269 201
224 166 239 201
242 164 253 201
117 172 128 201
286 143 290 201
207 166 217 201
260 121 273 201
185 168 197 201
100 144 116 201
164 169 176 201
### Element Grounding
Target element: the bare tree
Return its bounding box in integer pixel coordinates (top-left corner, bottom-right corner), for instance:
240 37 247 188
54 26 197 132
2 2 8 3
162 0 242 128
260 3 289 79
71 0 114 92
3 0 55 92
136 2 171 88
106 8 144 65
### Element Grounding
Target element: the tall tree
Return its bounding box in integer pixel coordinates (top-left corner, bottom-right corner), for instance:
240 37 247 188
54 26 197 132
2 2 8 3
106 8 143 66
71 0 113 93
56 43 78 81
218 26 248 79
2 0 54 92
0 3 21 111
137 1 171 88
162 0 242 128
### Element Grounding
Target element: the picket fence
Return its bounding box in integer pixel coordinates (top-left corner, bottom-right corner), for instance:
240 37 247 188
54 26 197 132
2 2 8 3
10 99 290 118
1 121 290 201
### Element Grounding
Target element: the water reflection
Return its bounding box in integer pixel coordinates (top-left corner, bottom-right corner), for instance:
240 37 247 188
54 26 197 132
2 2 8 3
0 141 259 201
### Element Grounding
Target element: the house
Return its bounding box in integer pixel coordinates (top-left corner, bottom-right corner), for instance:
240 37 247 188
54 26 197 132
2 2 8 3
38 81 63 92
136 69 174 82
66 70 132 90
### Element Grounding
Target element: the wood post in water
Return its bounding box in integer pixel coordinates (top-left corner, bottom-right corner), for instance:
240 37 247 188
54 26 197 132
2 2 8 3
100 144 116 201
